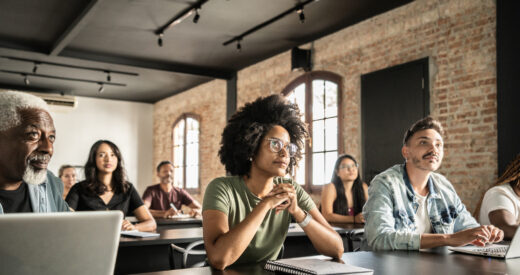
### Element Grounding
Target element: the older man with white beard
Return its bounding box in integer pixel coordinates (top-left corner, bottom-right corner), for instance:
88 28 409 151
0 91 69 213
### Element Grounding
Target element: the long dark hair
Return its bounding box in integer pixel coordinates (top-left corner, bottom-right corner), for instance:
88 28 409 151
84 140 129 195
330 154 365 215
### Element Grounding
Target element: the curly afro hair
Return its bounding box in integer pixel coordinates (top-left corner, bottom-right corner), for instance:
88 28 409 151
219 94 308 177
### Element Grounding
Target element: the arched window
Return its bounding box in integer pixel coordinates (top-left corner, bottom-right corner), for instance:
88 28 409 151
282 72 342 192
172 114 200 191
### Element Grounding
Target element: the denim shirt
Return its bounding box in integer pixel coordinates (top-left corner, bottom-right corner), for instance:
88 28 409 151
0 170 70 214
363 164 479 251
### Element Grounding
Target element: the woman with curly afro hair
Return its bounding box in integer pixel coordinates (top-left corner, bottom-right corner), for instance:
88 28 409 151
202 94 343 270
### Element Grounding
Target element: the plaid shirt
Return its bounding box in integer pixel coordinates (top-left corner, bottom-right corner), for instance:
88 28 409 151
363 164 479 250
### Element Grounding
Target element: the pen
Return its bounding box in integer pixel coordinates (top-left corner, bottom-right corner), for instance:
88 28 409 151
169 203 178 212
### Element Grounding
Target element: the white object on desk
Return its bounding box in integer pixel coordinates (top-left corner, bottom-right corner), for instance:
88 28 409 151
121 230 160 238
265 256 373 274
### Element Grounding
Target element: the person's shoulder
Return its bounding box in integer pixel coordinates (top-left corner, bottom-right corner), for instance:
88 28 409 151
430 171 455 190
370 164 405 187
45 170 61 185
74 180 85 188
144 183 160 192
323 182 336 191
486 184 517 198
209 176 240 186
44 170 64 193
206 176 240 192
125 181 138 191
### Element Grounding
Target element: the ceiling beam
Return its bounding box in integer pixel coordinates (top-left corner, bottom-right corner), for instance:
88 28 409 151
49 0 103 56
60 49 234 79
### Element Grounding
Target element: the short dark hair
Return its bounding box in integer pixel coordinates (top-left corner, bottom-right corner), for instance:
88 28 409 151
403 116 445 145
156 160 173 173
219 94 308 177
58 165 74 178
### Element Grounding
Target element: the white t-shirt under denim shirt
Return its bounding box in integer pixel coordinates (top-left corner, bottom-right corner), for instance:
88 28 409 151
479 184 520 225
415 193 432 234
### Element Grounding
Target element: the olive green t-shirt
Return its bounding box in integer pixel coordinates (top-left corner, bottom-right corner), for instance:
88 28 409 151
202 176 315 264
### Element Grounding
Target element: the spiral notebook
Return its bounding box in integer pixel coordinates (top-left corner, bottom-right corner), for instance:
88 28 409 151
264 256 373 275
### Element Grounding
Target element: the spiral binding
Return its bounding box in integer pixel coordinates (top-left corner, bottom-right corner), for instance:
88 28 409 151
264 260 317 275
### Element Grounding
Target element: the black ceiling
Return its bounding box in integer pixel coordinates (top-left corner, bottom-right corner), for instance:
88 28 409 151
0 0 412 103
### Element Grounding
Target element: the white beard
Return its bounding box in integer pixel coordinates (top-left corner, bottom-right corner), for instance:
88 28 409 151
23 165 47 185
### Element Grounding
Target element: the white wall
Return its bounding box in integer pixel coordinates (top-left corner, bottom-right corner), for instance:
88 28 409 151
49 96 153 193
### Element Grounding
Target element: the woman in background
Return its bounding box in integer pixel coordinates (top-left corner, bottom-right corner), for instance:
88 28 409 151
59 165 77 199
478 154 520 239
66 140 156 232
321 154 368 223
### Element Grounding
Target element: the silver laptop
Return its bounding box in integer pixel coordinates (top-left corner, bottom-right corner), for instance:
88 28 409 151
0 211 122 275
448 227 520 259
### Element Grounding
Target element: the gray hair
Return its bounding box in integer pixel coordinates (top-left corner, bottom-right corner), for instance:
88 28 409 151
0 91 49 132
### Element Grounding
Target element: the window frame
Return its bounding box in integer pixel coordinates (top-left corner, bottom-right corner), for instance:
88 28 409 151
281 71 343 193
171 113 201 193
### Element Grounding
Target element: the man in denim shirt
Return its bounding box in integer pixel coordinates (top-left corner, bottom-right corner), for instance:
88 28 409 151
363 117 503 250
0 91 69 213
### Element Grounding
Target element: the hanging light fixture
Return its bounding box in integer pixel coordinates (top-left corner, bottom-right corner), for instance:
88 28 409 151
22 74 30 85
193 9 200 23
236 39 242 52
32 62 39 73
157 33 164 47
98 83 105 93
297 6 305 23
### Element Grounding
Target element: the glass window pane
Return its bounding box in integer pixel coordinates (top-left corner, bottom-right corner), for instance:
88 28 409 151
173 145 184 168
185 165 199 189
295 84 306 116
286 84 306 117
186 117 199 144
174 167 183 187
325 118 338 151
325 81 338 118
186 143 199 166
312 120 324 152
312 153 325 186
295 155 305 185
324 151 338 185
173 119 185 146
312 80 325 120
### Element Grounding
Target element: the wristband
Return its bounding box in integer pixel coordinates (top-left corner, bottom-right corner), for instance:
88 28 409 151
298 210 312 228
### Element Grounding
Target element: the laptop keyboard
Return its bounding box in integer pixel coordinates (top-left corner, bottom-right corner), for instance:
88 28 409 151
474 246 508 254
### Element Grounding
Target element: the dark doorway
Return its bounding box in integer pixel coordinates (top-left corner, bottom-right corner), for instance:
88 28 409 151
497 0 520 174
361 58 430 183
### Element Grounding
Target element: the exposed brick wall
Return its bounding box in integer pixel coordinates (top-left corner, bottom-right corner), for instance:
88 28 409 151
153 80 227 201
155 0 497 212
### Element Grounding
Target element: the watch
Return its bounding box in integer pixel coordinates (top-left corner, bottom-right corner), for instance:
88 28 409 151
298 210 312 228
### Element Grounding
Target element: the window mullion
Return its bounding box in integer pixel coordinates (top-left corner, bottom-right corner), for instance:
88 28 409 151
183 116 187 189
305 76 312 192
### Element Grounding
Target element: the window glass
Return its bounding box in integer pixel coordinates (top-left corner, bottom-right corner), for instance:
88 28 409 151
172 115 200 189
312 80 325 120
283 74 339 189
